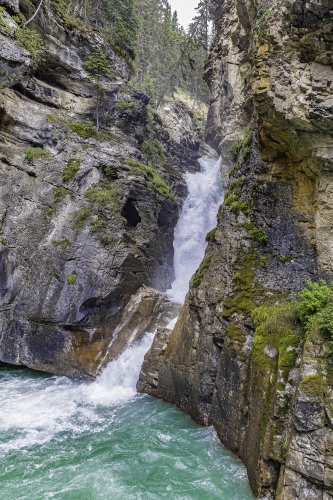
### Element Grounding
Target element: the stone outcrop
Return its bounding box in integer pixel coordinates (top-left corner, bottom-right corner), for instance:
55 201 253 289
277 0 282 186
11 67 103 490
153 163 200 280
138 1 333 499
0 0 204 378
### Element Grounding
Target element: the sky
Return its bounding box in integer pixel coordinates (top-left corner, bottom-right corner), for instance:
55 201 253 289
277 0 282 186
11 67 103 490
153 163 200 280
169 0 198 29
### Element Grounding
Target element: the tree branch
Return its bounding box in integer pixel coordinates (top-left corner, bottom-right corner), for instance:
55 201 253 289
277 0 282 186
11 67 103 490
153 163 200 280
25 0 43 26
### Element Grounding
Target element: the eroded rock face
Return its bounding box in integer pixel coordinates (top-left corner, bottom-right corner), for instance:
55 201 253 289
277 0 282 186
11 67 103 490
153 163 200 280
138 1 333 498
0 1 202 378
0 33 33 88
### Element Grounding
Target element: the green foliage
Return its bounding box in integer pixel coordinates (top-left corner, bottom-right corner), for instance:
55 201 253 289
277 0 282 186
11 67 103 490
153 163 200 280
62 158 81 182
103 166 118 178
127 159 174 200
229 176 247 190
244 222 268 244
116 100 135 110
298 281 333 328
142 74 156 102
0 7 10 29
85 183 122 206
15 27 44 62
24 147 50 162
90 219 104 233
300 374 324 398
229 126 252 164
86 49 111 79
146 104 155 127
205 228 217 243
67 273 77 285
193 255 212 288
47 114 58 122
142 138 167 166
54 186 71 203
99 233 114 246
73 207 91 228
224 193 250 216
251 303 300 372
53 238 71 250
63 119 96 139
257 8 272 25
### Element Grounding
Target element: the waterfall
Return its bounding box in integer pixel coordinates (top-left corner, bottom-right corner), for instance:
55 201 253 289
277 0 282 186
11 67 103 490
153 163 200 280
167 157 224 304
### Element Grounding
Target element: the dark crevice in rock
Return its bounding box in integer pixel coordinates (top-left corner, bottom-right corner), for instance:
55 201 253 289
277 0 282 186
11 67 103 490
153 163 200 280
122 198 141 228
12 84 58 109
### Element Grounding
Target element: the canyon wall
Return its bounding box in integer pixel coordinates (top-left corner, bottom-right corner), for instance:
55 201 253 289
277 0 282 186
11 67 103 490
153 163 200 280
0 0 206 378
138 1 333 498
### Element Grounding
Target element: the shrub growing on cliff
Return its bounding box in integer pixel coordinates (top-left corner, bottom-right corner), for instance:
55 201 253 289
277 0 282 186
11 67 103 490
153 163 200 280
229 125 252 164
85 183 122 206
193 255 212 288
62 158 81 182
62 119 96 139
24 147 50 162
127 159 174 200
251 302 300 372
15 27 44 62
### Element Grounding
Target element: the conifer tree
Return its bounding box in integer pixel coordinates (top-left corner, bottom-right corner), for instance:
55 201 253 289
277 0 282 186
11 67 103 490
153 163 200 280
85 49 113 130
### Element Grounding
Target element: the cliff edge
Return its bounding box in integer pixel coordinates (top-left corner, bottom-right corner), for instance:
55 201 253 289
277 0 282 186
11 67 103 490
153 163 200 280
138 1 333 498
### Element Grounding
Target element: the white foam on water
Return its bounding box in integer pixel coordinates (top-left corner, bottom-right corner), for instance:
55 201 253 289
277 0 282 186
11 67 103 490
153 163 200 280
80 332 154 404
0 333 154 452
166 157 224 304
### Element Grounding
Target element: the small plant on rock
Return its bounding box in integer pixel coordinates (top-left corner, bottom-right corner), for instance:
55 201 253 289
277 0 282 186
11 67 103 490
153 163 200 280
62 158 81 182
67 273 77 285
24 147 50 162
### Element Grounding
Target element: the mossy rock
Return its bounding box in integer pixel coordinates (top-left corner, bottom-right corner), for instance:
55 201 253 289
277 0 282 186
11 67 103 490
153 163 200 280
193 255 212 288
62 158 81 182
67 273 77 285
300 373 324 398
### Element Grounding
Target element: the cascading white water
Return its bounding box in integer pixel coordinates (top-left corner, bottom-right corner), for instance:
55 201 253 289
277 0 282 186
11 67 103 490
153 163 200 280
0 157 254 500
167 157 224 304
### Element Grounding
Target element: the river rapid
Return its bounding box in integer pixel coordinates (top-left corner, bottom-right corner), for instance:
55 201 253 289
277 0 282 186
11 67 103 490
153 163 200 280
0 158 254 500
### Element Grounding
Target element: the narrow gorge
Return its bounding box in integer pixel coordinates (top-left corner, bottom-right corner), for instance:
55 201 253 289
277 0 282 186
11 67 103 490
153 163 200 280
1 0 333 499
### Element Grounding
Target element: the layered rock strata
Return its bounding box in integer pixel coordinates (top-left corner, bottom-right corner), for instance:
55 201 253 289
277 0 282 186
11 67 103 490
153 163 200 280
0 0 204 378
138 1 333 498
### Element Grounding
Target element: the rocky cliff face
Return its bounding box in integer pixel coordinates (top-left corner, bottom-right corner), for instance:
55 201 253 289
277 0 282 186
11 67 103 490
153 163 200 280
0 0 205 378
138 1 333 498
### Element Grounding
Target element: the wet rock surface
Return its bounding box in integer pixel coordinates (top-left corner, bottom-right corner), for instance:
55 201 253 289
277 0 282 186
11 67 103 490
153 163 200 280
139 1 333 499
0 0 204 378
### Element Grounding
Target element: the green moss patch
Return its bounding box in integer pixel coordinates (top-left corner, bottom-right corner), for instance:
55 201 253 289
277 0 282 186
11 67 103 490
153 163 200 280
223 249 258 318
62 158 81 182
47 114 58 122
127 159 174 200
206 228 217 243
24 148 50 162
229 125 252 164
85 183 122 206
193 255 212 288
54 187 71 203
67 273 77 285
226 322 247 352
72 207 91 228
52 238 71 250
244 222 268 244
251 303 300 372
300 374 324 398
